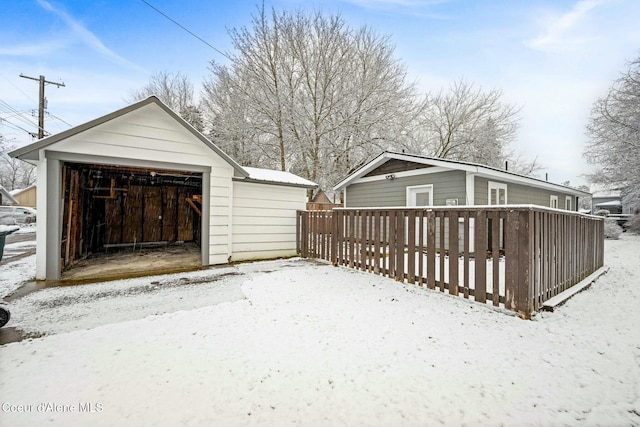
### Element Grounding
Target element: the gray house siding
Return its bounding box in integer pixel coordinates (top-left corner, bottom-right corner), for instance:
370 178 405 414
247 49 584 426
345 170 466 207
474 177 577 210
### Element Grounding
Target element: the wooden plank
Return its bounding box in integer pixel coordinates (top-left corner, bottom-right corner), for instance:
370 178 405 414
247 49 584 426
492 211 500 306
504 210 519 311
427 210 436 290
474 210 487 303
407 210 416 284
388 210 396 279
374 211 381 274
346 211 356 268
463 211 470 299
515 210 533 318
449 210 459 296
177 188 194 242
417 210 425 287
144 187 162 242
396 210 406 282
439 211 445 292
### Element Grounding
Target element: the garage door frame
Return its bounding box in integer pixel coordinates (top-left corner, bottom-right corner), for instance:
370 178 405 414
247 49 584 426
45 150 211 280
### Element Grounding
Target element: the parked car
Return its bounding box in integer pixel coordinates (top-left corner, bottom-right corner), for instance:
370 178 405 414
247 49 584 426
0 206 36 224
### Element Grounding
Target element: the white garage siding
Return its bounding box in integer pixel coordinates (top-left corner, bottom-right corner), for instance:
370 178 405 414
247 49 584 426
232 181 308 261
45 102 239 268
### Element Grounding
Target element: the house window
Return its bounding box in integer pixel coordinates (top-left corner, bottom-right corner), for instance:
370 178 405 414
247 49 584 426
565 196 572 210
550 195 559 209
488 182 507 205
406 184 433 207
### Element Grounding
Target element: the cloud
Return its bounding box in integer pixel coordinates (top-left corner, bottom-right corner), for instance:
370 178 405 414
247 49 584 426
343 0 450 18
0 40 67 56
527 0 604 51
37 0 146 73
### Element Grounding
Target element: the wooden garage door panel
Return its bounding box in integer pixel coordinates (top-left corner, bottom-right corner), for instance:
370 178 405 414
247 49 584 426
162 187 177 242
144 187 162 242
122 185 143 243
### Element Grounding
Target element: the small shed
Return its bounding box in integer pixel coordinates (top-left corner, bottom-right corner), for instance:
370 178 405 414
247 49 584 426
10 96 316 281
334 151 589 209
10 184 37 208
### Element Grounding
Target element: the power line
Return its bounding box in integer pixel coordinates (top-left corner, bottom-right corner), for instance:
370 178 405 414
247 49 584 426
0 71 36 103
48 112 73 128
140 0 232 61
0 99 40 130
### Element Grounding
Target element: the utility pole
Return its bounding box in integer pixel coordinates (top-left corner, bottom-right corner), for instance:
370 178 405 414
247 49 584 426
19 74 65 139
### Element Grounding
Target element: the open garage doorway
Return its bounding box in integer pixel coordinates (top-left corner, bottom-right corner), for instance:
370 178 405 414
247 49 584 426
60 161 204 280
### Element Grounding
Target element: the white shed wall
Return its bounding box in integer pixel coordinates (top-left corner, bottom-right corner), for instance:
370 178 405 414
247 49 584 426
232 181 307 261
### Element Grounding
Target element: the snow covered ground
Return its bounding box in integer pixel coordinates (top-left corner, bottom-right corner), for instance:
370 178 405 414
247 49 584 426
1 234 639 426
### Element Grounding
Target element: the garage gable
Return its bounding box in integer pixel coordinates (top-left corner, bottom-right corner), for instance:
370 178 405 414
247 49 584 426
10 97 248 177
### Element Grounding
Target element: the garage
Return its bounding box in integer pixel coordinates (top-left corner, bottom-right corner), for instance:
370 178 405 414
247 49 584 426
60 162 204 277
10 96 316 281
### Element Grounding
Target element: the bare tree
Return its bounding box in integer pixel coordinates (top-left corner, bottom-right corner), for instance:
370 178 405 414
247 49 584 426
0 142 36 191
585 55 640 212
201 6 419 190
408 80 522 169
128 71 203 131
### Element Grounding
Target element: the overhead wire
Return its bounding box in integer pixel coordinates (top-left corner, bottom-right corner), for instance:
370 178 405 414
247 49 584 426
0 100 40 130
140 0 233 61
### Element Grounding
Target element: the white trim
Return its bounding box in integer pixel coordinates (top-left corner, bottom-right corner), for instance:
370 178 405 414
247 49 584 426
353 166 450 184
550 195 559 209
406 184 434 207
228 171 234 261
465 172 475 205
565 196 572 210
488 181 508 205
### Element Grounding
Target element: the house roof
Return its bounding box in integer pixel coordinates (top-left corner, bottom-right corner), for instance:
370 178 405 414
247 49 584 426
9 184 36 197
0 185 19 205
9 96 249 178
333 151 590 197
239 167 317 189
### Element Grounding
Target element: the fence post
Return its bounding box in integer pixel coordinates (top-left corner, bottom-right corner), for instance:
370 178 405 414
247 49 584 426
296 211 301 255
515 209 534 319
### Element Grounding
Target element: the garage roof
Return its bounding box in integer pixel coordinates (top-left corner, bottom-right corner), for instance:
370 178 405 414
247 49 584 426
9 96 249 178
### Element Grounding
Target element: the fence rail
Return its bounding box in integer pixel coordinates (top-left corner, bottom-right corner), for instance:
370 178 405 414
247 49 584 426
296 206 604 318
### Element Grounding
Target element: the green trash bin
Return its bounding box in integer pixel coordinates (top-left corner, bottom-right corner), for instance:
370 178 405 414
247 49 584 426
0 226 19 262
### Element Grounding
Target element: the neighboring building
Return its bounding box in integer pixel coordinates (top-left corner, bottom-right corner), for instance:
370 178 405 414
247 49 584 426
334 151 589 209
10 96 316 281
10 184 37 208
591 185 637 215
0 185 18 206
306 189 342 210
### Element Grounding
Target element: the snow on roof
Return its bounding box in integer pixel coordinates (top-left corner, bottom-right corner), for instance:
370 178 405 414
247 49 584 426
9 184 36 196
243 166 317 188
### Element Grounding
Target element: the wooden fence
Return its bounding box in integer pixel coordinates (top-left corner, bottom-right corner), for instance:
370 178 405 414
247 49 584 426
296 206 604 319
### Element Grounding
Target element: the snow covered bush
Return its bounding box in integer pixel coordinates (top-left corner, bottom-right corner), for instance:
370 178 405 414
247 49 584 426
626 214 640 234
594 209 610 217
604 218 623 239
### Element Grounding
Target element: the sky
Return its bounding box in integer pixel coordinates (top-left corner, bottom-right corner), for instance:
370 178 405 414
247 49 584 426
1 0 639 187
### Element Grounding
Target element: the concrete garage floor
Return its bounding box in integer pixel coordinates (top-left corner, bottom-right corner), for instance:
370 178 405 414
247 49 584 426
60 243 203 283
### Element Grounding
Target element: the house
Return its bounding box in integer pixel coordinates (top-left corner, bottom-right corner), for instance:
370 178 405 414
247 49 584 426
591 185 637 215
0 185 18 206
9 96 316 281
333 151 589 209
10 184 37 208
